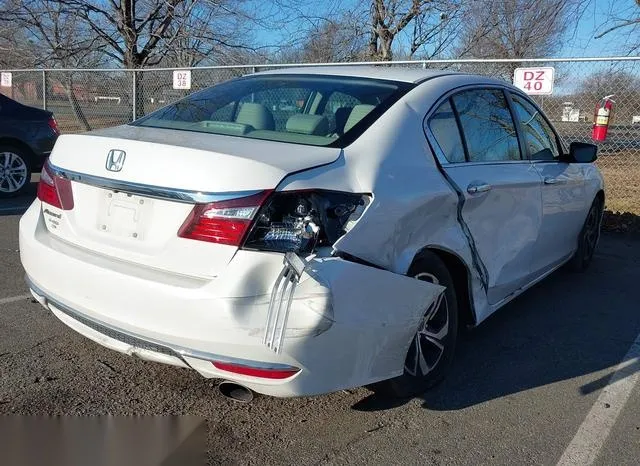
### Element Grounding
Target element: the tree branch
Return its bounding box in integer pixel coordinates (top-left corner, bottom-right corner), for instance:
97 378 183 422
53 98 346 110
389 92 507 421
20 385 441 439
595 17 640 39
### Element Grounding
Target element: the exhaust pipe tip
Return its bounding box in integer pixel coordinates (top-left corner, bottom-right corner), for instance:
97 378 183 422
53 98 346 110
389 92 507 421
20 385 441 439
218 381 254 403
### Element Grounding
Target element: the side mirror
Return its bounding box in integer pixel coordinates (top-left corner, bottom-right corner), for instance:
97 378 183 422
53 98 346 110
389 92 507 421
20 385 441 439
566 142 598 163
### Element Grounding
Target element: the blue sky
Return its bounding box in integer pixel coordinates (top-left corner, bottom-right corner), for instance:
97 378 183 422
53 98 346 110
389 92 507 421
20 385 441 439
561 0 638 57
251 0 638 59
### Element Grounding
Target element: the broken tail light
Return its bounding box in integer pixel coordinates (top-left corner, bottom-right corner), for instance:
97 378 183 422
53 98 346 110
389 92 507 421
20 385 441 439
37 160 74 210
242 190 371 254
179 189 371 253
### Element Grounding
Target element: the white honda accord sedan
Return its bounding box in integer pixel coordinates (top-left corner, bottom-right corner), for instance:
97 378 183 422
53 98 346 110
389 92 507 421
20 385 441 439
19 67 604 401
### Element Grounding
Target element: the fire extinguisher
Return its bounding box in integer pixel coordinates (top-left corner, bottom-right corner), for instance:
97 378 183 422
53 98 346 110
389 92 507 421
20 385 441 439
592 94 615 142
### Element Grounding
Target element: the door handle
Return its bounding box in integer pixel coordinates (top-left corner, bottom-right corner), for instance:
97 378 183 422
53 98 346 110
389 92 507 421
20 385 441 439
544 177 560 185
467 183 492 194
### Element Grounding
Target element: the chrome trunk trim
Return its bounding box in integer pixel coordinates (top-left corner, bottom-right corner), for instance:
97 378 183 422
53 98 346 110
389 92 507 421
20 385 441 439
48 162 262 204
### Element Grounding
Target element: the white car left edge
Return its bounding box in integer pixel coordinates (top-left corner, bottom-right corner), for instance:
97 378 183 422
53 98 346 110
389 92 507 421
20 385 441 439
18 67 604 401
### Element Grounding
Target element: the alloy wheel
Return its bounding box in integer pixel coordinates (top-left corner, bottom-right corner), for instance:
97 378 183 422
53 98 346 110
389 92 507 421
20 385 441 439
404 272 449 377
0 151 29 194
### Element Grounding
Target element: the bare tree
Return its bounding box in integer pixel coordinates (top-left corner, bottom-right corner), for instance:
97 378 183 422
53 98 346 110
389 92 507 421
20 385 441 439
0 20 40 69
407 1 461 59
266 0 459 62
455 0 581 78
1 0 106 68
59 0 257 116
280 12 369 63
368 0 460 60
308 17 369 62
457 0 579 59
2 0 260 117
162 3 264 68
65 0 258 69
0 0 109 129
594 0 640 54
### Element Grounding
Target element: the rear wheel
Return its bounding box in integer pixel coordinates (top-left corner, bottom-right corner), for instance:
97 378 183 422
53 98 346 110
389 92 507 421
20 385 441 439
375 251 458 399
568 196 603 272
0 146 32 199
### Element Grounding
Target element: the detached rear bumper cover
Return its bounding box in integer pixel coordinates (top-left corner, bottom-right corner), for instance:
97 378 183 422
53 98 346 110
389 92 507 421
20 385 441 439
20 201 445 397
27 277 300 375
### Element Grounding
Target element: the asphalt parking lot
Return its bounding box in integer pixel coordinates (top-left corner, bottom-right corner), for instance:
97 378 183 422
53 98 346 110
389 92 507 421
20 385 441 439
1 186 640 465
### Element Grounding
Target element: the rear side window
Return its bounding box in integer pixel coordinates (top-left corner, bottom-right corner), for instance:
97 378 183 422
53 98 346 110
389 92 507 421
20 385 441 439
510 94 560 161
452 89 521 162
427 100 465 163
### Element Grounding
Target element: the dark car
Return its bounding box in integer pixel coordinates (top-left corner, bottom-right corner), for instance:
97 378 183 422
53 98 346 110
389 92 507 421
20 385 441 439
0 93 59 198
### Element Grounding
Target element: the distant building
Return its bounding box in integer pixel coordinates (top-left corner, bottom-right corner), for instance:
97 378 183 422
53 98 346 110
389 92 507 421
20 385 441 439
50 82 94 101
562 102 585 122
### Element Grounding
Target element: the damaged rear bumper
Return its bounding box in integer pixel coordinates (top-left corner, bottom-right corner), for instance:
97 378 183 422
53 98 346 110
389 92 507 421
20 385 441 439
20 203 445 397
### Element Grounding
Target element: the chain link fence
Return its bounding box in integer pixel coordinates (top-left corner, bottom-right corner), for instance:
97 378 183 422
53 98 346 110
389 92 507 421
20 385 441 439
2 58 639 213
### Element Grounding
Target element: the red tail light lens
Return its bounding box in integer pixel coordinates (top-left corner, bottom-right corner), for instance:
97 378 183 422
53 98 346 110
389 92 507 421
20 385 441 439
178 190 272 246
211 361 300 380
48 117 60 135
37 161 74 210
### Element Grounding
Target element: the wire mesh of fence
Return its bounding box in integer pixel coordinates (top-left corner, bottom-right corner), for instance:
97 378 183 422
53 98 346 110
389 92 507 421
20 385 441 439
1 57 639 213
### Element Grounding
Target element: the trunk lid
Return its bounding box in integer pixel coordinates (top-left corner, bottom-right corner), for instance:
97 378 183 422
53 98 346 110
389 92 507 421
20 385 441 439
51 125 340 191
43 126 341 278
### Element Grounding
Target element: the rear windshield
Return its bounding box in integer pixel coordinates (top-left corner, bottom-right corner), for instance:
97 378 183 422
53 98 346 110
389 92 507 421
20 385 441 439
131 74 413 147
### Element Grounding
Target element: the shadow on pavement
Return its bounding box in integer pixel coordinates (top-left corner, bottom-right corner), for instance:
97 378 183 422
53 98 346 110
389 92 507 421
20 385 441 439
578 358 640 396
353 234 640 412
0 181 37 216
602 210 640 235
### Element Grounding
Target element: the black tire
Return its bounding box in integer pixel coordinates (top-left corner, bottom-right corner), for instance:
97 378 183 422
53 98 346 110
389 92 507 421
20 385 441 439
374 251 459 399
0 145 32 199
568 196 604 272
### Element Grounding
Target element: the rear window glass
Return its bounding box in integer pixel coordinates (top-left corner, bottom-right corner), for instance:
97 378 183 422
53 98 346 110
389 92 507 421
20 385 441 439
132 75 412 147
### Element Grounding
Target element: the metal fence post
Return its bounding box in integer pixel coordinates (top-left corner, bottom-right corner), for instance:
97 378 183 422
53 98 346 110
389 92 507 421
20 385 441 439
132 70 137 121
42 70 47 110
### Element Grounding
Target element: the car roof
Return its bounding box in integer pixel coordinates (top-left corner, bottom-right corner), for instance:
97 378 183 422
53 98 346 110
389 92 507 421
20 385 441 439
252 65 457 83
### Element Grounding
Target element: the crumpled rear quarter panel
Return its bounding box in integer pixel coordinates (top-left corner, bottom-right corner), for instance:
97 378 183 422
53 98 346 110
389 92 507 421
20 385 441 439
251 257 446 396
279 81 490 323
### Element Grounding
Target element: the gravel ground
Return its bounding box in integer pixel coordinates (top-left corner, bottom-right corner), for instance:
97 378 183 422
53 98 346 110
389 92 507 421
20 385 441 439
2 198 640 465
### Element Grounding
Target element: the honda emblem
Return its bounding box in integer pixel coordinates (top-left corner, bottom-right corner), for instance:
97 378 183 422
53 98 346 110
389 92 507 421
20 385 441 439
106 149 126 172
